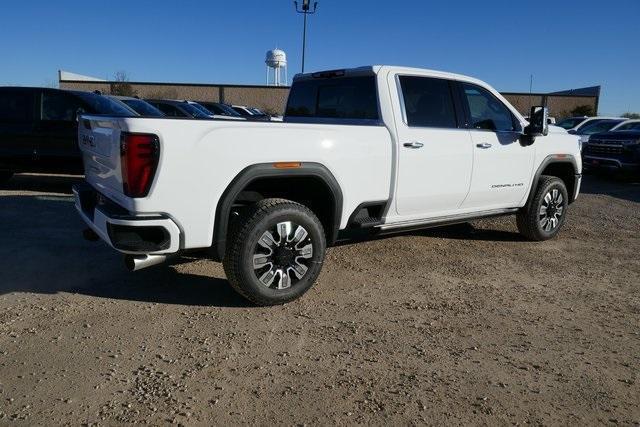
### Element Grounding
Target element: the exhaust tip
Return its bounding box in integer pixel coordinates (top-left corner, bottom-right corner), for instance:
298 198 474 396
124 254 167 272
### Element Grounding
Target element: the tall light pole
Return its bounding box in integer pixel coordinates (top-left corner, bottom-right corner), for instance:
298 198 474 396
294 0 318 73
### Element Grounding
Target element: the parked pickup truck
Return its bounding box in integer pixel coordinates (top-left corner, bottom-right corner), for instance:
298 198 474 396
74 66 582 305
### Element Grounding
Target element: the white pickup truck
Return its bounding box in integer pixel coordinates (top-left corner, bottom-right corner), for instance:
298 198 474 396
74 65 582 305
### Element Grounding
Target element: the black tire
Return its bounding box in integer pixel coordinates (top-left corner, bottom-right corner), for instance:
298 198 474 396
223 198 326 306
517 175 569 241
0 171 13 185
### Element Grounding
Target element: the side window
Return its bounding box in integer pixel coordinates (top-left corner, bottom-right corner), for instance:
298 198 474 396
0 90 34 123
41 91 84 121
462 83 515 132
399 76 457 128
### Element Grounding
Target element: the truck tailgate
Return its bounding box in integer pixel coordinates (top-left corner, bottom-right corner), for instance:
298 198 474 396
78 116 124 200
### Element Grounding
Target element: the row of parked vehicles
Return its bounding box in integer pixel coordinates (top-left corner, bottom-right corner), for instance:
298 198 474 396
555 115 640 174
110 95 273 121
0 86 275 182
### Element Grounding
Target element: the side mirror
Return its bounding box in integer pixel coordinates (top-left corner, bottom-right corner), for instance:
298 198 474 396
522 106 549 145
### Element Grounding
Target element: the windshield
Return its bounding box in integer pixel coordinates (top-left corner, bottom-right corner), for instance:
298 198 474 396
578 120 624 135
219 104 241 116
180 103 211 118
556 117 586 129
74 92 133 116
122 99 164 117
189 102 214 116
232 106 253 116
202 103 225 115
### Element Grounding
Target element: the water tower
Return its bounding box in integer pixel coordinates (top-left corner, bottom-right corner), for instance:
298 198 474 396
265 49 288 86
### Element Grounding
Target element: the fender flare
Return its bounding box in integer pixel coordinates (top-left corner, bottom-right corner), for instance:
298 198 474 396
211 162 343 261
525 154 580 208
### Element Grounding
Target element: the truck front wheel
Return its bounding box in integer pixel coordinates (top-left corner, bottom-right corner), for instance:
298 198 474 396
517 176 569 241
223 198 327 306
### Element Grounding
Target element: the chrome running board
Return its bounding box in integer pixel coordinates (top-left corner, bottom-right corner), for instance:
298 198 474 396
379 208 519 231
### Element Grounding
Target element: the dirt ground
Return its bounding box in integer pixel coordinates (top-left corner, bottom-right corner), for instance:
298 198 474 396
0 173 638 425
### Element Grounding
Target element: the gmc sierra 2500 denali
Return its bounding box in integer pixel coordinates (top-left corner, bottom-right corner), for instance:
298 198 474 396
74 66 582 305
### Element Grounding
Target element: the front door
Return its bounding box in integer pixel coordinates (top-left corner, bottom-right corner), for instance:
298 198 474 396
458 83 534 210
393 75 473 218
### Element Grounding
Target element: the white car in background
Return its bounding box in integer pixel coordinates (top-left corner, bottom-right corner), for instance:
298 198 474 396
556 116 625 133
610 119 640 131
572 118 626 150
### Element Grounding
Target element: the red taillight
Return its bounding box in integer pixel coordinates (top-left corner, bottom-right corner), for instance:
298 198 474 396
120 133 159 198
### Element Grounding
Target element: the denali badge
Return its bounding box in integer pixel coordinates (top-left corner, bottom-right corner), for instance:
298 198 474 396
491 183 524 189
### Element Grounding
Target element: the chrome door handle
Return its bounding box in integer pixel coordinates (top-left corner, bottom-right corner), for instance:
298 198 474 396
476 143 492 149
403 141 424 149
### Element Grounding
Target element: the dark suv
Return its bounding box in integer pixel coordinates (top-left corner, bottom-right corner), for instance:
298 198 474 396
0 87 133 183
583 126 640 174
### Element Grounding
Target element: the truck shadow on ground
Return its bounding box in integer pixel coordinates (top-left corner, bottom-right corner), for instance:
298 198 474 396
0 178 249 307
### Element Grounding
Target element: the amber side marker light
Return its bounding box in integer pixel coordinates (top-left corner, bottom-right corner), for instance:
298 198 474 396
273 162 302 169
554 154 568 159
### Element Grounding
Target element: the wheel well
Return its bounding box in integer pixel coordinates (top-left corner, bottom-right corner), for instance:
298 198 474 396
540 162 576 201
232 176 337 240
210 166 343 262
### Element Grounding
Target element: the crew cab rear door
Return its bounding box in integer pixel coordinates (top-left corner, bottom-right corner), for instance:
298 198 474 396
391 73 473 218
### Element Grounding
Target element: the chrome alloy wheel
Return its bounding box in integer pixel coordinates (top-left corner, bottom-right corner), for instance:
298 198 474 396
252 221 313 290
539 188 564 232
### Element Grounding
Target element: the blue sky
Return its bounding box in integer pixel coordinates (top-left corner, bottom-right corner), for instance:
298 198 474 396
1 0 638 114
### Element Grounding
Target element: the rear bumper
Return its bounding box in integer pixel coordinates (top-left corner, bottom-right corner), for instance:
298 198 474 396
73 182 181 255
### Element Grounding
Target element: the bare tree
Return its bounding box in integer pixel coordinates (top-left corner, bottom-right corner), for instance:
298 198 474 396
110 71 137 97
570 105 594 117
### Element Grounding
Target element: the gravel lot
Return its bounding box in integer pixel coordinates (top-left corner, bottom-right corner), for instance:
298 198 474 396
0 173 638 425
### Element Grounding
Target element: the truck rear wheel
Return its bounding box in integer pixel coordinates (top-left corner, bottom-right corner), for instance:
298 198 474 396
223 198 326 306
517 176 569 241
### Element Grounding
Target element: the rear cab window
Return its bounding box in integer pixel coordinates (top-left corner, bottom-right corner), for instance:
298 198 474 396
285 72 380 124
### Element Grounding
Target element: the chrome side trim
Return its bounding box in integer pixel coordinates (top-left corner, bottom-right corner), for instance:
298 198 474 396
379 208 519 231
